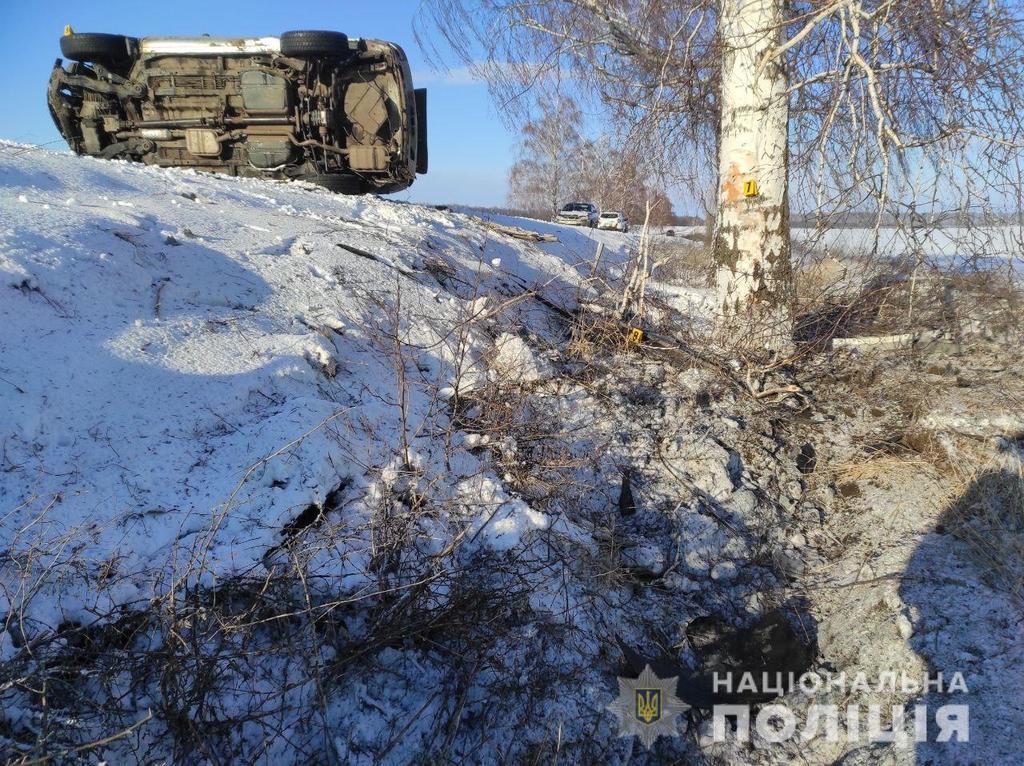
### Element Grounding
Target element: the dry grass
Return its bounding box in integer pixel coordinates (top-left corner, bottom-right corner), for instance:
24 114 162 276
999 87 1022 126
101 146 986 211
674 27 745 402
793 255 855 307
943 453 1024 603
566 310 636 360
829 453 938 488
650 240 709 285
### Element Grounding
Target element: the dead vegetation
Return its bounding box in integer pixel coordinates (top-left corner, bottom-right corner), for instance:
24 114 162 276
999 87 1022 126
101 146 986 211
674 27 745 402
796 262 1024 611
474 218 557 243
944 458 1024 603
649 238 709 285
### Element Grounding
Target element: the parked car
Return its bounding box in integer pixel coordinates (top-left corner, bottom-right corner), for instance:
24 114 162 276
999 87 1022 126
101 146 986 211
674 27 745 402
555 202 599 227
597 211 629 232
48 29 427 194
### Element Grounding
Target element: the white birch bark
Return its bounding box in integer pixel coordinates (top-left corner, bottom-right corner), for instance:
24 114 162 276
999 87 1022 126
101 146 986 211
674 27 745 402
713 0 793 353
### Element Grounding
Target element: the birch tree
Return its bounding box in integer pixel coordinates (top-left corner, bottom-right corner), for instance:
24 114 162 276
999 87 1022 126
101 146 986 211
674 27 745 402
714 0 792 351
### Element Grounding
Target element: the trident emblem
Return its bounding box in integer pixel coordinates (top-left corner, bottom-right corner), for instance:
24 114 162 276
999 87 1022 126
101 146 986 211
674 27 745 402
636 688 662 724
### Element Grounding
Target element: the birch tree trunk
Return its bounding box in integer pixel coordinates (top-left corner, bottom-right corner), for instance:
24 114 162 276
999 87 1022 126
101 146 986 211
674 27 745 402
713 0 793 353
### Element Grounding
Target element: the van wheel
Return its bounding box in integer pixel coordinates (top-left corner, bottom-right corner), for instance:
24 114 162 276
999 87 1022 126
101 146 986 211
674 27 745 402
60 33 134 64
280 31 350 58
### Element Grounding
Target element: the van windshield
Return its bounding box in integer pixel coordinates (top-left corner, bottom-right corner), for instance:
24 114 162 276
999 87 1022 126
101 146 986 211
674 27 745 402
562 203 590 211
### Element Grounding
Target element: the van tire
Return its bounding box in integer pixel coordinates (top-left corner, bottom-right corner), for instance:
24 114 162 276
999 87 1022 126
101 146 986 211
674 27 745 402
280 31 350 58
60 33 134 64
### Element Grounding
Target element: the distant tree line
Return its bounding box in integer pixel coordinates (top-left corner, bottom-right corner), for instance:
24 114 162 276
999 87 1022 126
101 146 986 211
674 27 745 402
506 94 675 226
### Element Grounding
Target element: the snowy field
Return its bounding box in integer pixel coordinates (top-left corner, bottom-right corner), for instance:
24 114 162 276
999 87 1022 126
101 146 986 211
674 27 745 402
649 222 1024 273
794 224 1024 273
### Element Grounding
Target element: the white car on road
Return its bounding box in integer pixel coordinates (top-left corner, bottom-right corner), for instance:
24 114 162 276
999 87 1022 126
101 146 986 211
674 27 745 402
555 202 599 227
597 211 629 232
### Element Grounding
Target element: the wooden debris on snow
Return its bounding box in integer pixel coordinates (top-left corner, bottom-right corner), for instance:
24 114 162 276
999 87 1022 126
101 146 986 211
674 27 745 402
478 219 557 242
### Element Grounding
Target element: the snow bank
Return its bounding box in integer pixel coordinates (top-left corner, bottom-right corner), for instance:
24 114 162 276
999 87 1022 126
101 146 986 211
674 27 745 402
0 142 629 623
0 142 795 764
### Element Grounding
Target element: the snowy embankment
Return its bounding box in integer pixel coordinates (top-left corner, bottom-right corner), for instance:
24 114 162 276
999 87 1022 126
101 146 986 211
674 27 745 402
1 143 791 763
7 143 1019 764
0 142 636 622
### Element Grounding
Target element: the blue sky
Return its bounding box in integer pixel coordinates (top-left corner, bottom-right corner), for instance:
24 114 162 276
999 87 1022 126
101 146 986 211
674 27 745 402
0 0 516 206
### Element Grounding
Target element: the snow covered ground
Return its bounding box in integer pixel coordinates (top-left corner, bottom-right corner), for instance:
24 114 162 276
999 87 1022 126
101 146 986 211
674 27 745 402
5 143 740 762
2 143 1021 765
794 224 1024 267
0 142 634 621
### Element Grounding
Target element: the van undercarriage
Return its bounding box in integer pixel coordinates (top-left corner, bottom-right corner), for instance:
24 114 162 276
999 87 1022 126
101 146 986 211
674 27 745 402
48 31 427 194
